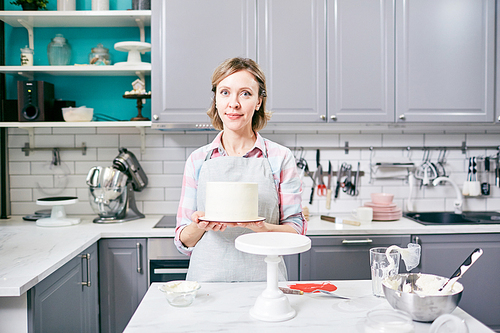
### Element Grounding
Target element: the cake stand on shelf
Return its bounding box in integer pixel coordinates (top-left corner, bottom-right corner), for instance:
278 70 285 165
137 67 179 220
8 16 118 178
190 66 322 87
235 232 311 322
35 196 81 227
123 93 151 121
114 41 151 66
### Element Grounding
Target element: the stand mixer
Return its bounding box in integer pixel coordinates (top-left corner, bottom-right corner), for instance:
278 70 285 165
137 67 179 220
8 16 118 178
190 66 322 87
86 148 148 223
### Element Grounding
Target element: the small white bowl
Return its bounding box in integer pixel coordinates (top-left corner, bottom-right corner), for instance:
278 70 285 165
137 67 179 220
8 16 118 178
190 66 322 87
62 106 93 122
159 281 201 307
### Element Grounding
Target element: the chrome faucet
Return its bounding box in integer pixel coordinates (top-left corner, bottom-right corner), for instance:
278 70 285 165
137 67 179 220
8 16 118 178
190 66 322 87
432 177 463 214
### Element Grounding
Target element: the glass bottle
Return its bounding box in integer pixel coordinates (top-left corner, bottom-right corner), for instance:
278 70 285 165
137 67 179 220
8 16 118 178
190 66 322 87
47 34 71 66
89 43 111 65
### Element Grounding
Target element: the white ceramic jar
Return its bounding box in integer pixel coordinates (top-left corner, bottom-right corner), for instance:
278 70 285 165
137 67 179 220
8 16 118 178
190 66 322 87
57 0 76 11
92 0 109 11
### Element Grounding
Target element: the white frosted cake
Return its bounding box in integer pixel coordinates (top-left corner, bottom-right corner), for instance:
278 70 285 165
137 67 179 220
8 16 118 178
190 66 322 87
204 182 259 221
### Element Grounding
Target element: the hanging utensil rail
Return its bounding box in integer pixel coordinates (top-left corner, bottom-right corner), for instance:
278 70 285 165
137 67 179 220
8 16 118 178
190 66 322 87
290 141 500 154
22 142 87 157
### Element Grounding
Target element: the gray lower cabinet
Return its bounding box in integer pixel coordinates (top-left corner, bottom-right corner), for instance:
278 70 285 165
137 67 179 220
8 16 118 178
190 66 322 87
28 242 99 333
300 235 411 280
412 234 500 331
99 238 148 333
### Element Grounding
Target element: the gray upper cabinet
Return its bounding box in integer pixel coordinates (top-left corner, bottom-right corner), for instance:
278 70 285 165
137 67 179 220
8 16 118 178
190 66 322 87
151 0 257 126
327 0 395 123
258 0 326 123
395 0 495 123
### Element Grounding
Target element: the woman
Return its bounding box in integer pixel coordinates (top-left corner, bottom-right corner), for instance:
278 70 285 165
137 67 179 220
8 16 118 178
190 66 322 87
175 57 306 282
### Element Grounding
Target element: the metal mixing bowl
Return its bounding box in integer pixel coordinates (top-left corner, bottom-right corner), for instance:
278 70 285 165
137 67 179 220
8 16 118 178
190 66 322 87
382 273 463 322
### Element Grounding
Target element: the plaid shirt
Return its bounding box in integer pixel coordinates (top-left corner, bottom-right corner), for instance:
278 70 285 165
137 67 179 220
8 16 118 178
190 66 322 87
175 131 307 255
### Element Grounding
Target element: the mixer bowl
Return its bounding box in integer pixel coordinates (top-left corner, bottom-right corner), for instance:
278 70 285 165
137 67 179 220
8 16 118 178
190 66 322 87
87 166 128 218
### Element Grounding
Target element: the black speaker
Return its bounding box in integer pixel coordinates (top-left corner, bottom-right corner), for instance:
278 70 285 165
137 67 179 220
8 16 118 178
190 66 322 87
17 81 55 122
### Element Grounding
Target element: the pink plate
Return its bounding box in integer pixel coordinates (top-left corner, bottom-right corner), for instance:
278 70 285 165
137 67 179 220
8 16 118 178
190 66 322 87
364 201 397 208
370 206 401 213
372 212 402 221
198 217 266 223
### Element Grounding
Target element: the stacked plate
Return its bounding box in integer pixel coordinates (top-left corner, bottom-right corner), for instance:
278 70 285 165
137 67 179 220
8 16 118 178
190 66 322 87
364 193 402 221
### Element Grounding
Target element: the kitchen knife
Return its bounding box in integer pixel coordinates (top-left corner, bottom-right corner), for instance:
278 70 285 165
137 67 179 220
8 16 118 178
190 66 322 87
326 161 332 209
320 215 361 226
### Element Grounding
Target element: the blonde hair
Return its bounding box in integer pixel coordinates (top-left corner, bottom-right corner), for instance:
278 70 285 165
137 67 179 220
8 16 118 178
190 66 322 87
207 57 272 131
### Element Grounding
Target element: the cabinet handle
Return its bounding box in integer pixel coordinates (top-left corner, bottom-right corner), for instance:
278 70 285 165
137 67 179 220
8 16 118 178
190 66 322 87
80 253 91 287
136 243 143 273
330 115 337 121
399 114 406 120
497 115 500 122
153 114 159 120
154 268 189 275
342 239 373 245
320 115 326 121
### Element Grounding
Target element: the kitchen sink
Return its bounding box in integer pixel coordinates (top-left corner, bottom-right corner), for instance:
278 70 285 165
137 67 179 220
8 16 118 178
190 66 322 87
404 211 500 225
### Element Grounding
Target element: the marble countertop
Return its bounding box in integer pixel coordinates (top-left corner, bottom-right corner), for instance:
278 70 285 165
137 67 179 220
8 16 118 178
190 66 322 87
2 214 500 297
124 280 494 333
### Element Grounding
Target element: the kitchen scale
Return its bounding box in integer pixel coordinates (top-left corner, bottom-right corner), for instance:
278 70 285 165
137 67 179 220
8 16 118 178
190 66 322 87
35 196 81 227
235 232 311 322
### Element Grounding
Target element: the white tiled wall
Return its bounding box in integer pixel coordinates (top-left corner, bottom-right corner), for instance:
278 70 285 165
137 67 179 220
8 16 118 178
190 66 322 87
6 126 500 217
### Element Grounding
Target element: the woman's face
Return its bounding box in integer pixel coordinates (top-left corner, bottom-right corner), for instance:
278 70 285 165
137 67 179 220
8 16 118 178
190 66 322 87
215 70 262 133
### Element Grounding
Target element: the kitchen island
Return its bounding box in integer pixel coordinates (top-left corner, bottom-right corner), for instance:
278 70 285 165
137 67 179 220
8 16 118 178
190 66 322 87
124 280 494 333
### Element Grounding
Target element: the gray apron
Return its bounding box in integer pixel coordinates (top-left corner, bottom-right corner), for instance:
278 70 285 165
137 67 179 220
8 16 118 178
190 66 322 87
186 137 287 282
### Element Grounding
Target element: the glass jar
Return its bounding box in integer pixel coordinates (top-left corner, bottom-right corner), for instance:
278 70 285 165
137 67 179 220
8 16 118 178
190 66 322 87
89 43 111 65
20 46 34 66
47 34 71 66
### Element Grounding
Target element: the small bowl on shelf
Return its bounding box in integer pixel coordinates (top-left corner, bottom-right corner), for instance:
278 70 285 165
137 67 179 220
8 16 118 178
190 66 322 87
158 281 201 307
62 106 93 122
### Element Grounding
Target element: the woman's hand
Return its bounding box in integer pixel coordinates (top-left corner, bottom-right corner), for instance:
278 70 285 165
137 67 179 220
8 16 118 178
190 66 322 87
191 211 227 232
228 221 296 234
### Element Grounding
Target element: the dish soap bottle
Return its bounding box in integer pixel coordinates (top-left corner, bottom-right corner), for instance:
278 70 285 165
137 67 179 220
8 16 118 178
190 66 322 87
47 34 71 66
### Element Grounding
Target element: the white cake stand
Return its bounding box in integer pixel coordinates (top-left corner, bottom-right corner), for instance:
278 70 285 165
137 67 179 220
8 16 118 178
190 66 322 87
114 41 151 66
35 196 81 227
235 232 311 322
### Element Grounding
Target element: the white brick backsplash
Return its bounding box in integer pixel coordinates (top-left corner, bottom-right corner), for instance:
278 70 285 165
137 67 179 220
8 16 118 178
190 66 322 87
31 162 75 175
9 162 30 174
164 133 211 147
135 188 165 201
10 189 32 201
76 134 119 148
424 134 466 146
296 134 340 147
120 134 163 148
382 134 424 147
75 161 104 174
6 130 500 217
8 134 29 148
138 161 163 175
163 161 186 174
146 174 183 188
35 135 75 148
165 188 182 201
53 127 96 134
143 201 179 215
11 175 53 188
142 148 185 161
